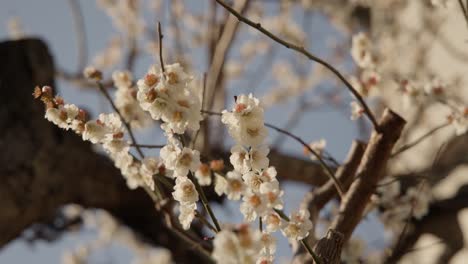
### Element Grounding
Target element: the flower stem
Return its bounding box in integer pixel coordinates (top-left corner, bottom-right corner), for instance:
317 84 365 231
190 173 222 232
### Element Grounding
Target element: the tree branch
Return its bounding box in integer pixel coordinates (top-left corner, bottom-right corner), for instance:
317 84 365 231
214 0 380 131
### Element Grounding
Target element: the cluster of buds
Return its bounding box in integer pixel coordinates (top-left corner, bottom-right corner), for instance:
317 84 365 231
33 86 87 133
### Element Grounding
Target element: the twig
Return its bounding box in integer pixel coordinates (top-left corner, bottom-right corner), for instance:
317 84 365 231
191 73 208 149
125 35 138 71
96 81 144 159
391 122 449 157
214 0 380 131
130 143 165 149
458 0 468 30
166 221 214 263
201 109 345 197
157 22 166 75
68 0 88 73
195 211 218 233
390 182 426 261
264 123 344 197
206 0 249 111
190 173 222 232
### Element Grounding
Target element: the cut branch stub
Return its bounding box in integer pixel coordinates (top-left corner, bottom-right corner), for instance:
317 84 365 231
313 229 345 264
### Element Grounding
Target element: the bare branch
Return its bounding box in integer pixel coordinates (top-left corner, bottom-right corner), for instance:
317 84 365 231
158 21 166 75
391 122 450 157
214 0 380 131
67 0 88 72
202 110 344 196
95 81 145 159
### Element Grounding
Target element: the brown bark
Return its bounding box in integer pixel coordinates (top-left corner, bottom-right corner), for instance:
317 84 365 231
312 109 405 262
330 109 406 241
293 141 366 263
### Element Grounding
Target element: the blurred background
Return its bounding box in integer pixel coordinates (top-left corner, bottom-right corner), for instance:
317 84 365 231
0 0 467 263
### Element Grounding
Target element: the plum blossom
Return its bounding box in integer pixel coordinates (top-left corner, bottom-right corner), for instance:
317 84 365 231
195 163 212 186
222 94 267 147
136 63 202 134
281 209 313 241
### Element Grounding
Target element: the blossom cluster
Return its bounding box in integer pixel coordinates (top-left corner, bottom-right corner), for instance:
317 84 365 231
37 70 314 264
398 79 468 135
212 225 276 264
349 32 381 120
35 85 157 191
160 135 201 230
135 63 204 229
212 94 313 263
136 63 203 134
61 205 173 264
112 70 151 128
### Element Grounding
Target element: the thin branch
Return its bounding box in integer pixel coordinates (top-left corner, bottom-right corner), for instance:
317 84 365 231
389 182 426 261
157 21 166 75
195 211 218 233
130 144 165 149
391 122 449 157
68 0 88 72
265 123 344 197
165 221 214 263
301 240 324 264
458 0 468 30
96 81 144 159
214 0 380 131
190 173 222 232
201 110 345 197
125 34 138 71
191 73 208 148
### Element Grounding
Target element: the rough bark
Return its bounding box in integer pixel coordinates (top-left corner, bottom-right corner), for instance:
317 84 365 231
312 109 406 262
330 109 406 241
293 141 366 263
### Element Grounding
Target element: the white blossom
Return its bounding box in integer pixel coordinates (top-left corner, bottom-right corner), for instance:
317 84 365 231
222 94 267 146
248 145 270 171
260 232 276 255
240 191 268 222
178 203 196 230
136 63 202 134
351 32 375 68
263 212 282 233
194 163 212 186
260 181 284 210
212 230 244 264
224 171 246 200
350 101 364 120
214 173 228 196
113 70 150 128
45 104 80 131
306 139 326 161
230 145 250 173
281 209 313 241
160 143 200 177
172 177 199 205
